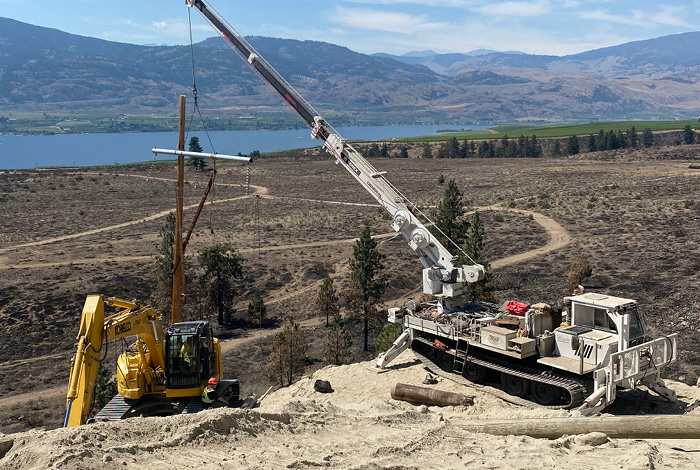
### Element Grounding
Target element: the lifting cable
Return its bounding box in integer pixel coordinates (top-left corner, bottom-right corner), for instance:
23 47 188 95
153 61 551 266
187 6 220 232
188 7 255 236
186 7 216 152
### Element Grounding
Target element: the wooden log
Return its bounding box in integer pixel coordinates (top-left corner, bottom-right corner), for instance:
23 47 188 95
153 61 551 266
391 383 474 407
451 415 700 439
258 385 274 403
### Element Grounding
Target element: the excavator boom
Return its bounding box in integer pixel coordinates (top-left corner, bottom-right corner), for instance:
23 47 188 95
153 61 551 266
64 296 106 427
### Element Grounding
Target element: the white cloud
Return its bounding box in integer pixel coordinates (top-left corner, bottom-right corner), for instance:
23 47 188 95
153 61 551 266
333 7 446 33
342 0 479 6
474 1 551 18
653 5 695 27
580 6 692 29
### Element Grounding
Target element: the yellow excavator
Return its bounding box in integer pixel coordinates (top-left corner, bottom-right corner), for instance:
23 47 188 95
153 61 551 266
64 91 254 427
64 295 241 426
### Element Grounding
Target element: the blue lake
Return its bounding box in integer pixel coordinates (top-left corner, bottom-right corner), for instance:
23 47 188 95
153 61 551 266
0 124 488 170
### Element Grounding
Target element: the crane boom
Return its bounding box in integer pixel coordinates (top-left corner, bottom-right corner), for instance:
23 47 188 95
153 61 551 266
187 0 484 299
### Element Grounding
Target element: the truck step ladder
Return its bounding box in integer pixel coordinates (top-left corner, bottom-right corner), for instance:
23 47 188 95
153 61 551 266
453 338 468 375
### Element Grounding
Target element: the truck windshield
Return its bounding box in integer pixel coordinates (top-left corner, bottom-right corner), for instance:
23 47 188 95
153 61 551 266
628 309 645 340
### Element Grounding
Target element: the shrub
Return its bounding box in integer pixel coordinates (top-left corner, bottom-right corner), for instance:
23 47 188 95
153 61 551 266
567 255 593 288
375 322 403 355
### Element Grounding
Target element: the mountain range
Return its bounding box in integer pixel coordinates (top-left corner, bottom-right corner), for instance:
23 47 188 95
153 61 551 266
1 17 700 123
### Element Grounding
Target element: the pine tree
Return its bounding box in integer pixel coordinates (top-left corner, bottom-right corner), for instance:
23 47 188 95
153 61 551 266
366 143 380 157
380 143 389 157
197 244 244 326
348 227 387 351
615 130 626 149
448 137 459 158
567 135 579 155
683 125 696 145
597 129 606 150
529 135 542 158
607 130 619 150
552 140 562 156
247 292 266 328
436 142 448 158
398 146 409 158
375 322 403 355
266 317 308 386
316 275 340 327
91 362 117 418
517 135 526 157
421 143 433 159
152 212 176 319
477 141 490 158
324 312 352 365
461 211 494 302
469 141 476 156
499 135 515 158
627 126 638 148
458 140 468 158
587 134 597 152
188 136 205 170
642 128 654 148
488 143 495 158
432 180 467 247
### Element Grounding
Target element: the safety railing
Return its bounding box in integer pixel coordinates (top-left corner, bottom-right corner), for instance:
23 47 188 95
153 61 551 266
609 334 677 383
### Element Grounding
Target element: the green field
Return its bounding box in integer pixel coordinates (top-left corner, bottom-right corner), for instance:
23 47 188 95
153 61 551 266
0 111 306 135
398 119 700 142
2 110 698 142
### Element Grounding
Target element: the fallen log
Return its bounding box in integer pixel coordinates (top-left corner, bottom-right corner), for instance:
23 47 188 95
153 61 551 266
391 383 474 407
451 415 700 439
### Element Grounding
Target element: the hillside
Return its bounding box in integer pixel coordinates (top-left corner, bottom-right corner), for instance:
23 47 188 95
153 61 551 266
2 18 700 122
2 351 700 469
383 31 700 79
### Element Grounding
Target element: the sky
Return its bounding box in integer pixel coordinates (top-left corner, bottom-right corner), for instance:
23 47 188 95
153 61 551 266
2 0 700 56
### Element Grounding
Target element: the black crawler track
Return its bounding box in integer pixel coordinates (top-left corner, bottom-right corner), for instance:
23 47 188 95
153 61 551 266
412 337 591 408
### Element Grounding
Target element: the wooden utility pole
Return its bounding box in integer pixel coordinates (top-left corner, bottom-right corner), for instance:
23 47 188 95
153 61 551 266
171 95 186 324
391 383 474 407
451 415 700 439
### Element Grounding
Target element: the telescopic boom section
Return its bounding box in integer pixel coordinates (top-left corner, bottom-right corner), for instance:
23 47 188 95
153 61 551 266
187 0 484 299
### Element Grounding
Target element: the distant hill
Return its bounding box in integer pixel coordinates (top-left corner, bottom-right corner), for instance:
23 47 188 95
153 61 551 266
393 32 700 78
1 17 700 123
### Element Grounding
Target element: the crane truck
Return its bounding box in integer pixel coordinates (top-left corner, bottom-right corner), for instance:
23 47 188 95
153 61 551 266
186 0 679 415
64 295 240 427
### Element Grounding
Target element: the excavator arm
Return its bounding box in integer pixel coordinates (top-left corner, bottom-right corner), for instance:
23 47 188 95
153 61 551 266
64 295 166 427
64 296 106 427
187 0 484 299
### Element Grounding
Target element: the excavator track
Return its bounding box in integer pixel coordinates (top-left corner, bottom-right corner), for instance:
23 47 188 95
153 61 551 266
91 395 138 423
412 337 590 409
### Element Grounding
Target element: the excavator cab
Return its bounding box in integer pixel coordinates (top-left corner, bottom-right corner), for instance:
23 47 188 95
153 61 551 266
164 321 216 389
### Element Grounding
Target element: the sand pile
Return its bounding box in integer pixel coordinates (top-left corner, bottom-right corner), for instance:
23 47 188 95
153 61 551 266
2 350 700 469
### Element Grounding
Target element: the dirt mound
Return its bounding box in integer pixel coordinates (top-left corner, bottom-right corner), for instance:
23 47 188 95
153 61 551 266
3 351 700 469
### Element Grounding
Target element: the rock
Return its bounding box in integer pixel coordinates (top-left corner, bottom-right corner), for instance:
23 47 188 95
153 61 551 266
103 455 113 463
696 377 700 387
573 432 609 447
422 373 438 385
416 405 429 414
314 380 333 393
0 437 13 459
